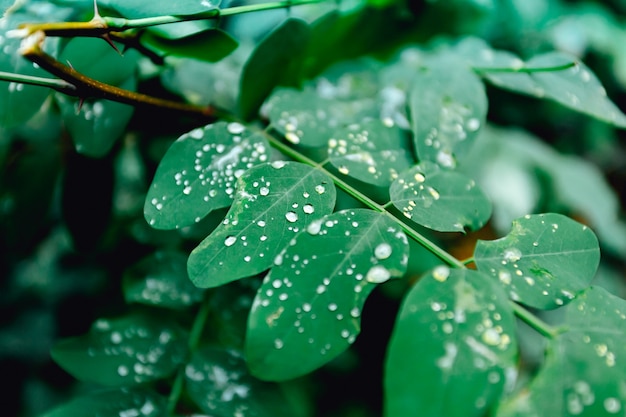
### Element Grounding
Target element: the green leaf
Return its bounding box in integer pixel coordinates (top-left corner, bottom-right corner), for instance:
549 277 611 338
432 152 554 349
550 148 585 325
474 213 600 310
389 161 492 232
141 29 238 63
144 121 270 230
51 314 187 386
55 80 135 157
384 267 518 417
246 209 409 381
122 250 205 309
497 286 626 417
409 56 487 168
186 346 299 416
328 118 414 186
188 161 336 288
42 388 167 417
102 0 220 18
238 18 310 120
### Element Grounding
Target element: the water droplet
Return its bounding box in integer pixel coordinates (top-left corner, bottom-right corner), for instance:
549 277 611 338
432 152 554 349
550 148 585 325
374 243 392 260
338 166 350 175
328 303 338 311
436 150 456 168
498 270 511 285
274 254 283 266
274 339 284 349
604 398 621 414
503 248 522 262
350 307 360 318
259 187 270 196
414 172 426 182
224 236 237 247
303 204 314 214
285 212 298 223
466 118 481 132
307 220 323 235
315 185 326 194
183 186 192 195
257 220 266 227
482 328 501 346
366 265 391 284
227 122 245 134
432 266 450 282
285 132 300 144
118 365 129 376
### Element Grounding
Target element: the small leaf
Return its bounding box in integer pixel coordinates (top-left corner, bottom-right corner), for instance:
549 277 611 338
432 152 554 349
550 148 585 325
390 161 492 232
141 29 238 63
409 56 487 168
185 346 299 416
474 213 600 309
384 267 518 417
51 314 187 386
123 250 205 309
497 286 626 417
246 209 409 381
238 18 310 120
328 119 414 186
42 388 167 417
144 122 270 230
188 161 336 288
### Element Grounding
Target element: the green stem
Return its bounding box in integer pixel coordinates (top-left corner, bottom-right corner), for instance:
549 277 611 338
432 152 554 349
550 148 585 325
473 61 577 74
167 293 212 415
0 70 76 93
264 134 465 269
510 301 558 339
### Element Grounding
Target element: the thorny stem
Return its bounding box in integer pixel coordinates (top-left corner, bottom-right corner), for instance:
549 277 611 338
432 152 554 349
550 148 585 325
473 61 577 74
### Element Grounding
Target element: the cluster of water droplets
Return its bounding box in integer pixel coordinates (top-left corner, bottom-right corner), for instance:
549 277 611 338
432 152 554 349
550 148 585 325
394 168 441 221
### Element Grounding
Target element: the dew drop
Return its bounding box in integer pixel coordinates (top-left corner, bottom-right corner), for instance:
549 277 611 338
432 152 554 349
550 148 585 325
482 328 501 346
274 254 283 266
274 339 284 349
271 161 287 169
303 204 315 214
118 365 129 376
503 248 522 262
259 187 270 196
414 172 426 183
366 265 391 284
285 132 300 144
466 118 481 132
432 265 450 282
227 122 245 134
315 184 326 194
307 220 323 235
604 398 621 414
224 236 237 247
374 243 392 260
285 211 298 223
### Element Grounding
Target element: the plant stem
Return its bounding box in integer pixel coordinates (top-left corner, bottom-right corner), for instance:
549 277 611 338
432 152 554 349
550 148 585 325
510 301 558 339
0 70 76 93
473 61 577 74
264 134 466 269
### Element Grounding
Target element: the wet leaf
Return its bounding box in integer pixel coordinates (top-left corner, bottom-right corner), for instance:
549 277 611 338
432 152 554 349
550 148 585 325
141 29 238 63
186 346 299 416
103 0 220 18
409 56 487 168
42 388 167 417
144 121 270 230
51 314 187 386
246 209 409 381
384 267 518 417
188 161 336 288
123 250 205 309
474 213 600 310
497 287 626 417
389 161 492 232
238 18 310 120
328 118 413 186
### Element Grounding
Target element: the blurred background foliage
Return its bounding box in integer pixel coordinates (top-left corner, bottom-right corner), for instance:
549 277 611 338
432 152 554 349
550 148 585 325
1 0 626 416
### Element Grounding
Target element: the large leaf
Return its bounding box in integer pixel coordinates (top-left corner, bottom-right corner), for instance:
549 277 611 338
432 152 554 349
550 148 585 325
409 55 487 168
246 209 409 381
141 29 238 63
497 286 626 417
144 122 270 230
474 213 600 310
123 250 205 309
327 118 413 186
238 18 310 120
42 388 167 417
185 346 299 416
389 161 492 232
385 267 518 417
188 161 336 288
51 314 187 386
102 0 220 18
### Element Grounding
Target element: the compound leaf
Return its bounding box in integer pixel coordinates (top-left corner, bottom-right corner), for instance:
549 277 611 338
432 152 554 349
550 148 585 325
385 267 518 417
144 122 270 230
328 118 413 186
474 213 600 310
497 287 626 417
51 314 187 386
246 209 409 381
390 161 492 232
409 56 487 168
188 161 336 288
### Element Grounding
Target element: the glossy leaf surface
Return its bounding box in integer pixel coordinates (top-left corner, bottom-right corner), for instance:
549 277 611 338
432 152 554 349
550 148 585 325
390 161 492 232
144 122 270 229
474 213 600 309
328 119 413 186
238 18 310 120
141 29 238 63
123 250 205 309
246 209 409 381
42 388 167 417
385 267 518 417
497 287 626 416
188 161 336 288
409 56 487 168
185 346 298 416
51 314 187 386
